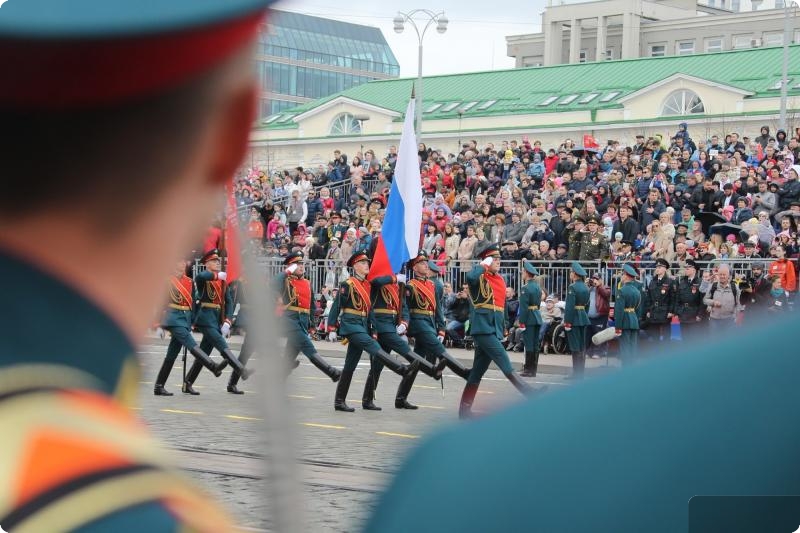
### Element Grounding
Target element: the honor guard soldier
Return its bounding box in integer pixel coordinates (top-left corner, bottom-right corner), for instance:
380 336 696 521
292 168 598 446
644 258 677 342
154 260 225 395
0 0 274 529
327 251 410 412
368 272 439 411
324 211 347 246
564 261 591 379
518 260 544 377
459 243 532 419
183 249 251 395
579 214 610 262
226 275 252 394
277 252 342 383
615 263 642 365
405 252 471 382
674 259 705 341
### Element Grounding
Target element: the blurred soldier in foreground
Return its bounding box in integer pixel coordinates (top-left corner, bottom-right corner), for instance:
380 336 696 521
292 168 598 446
0 0 274 529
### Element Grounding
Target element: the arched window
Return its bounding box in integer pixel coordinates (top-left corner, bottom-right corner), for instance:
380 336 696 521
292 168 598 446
661 89 705 116
329 113 361 135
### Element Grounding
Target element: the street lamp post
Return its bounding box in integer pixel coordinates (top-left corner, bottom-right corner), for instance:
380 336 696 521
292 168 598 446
393 9 449 138
780 0 799 133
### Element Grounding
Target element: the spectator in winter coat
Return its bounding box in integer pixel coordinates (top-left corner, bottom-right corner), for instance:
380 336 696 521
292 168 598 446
612 204 641 244
639 189 666 229
755 126 774 150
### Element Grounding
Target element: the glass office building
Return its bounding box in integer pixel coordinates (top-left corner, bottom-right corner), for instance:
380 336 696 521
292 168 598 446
256 11 400 119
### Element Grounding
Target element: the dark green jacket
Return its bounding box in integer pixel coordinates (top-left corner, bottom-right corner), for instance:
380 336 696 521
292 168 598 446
466 264 507 338
370 275 408 334
675 275 704 322
564 281 590 326
406 277 445 335
329 276 373 336
616 282 641 330
517 280 543 326
193 270 233 328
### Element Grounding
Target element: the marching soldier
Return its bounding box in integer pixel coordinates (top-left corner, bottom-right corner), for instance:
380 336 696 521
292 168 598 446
183 249 251 395
225 275 252 394
644 258 677 343
276 252 342 384
368 272 440 411
459 243 532 419
674 259 705 341
154 259 225 396
327 251 410 412
518 260 544 377
405 252 471 383
564 261 591 380
579 214 610 262
615 263 642 366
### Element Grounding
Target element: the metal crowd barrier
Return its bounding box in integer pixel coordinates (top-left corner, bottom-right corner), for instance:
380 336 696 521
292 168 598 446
236 177 380 213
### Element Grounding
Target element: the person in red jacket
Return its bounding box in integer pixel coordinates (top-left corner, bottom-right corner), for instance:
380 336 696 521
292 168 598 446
544 148 560 177
768 244 797 293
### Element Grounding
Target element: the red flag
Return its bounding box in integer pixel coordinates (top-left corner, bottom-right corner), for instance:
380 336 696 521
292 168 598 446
223 182 242 282
583 134 600 149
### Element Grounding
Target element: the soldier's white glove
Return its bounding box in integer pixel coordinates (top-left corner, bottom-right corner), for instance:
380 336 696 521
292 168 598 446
437 334 445 343
396 323 407 335
328 331 338 342
286 264 298 275
217 271 228 281
221 321 231 338
395 273 407 284
481 257 494 267
156 327 165 339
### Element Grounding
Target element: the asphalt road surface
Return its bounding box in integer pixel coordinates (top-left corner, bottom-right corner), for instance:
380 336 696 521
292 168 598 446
136 338 579 532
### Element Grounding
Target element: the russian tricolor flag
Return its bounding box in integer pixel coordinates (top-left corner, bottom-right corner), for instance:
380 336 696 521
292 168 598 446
369 96 423 279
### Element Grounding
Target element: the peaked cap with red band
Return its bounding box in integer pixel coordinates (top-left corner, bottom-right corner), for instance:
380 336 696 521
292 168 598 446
0 0 275 109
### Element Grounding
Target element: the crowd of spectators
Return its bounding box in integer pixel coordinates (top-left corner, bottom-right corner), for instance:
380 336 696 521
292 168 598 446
233 123 799 305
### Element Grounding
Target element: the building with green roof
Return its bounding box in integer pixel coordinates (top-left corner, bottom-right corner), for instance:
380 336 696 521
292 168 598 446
250 45 800 170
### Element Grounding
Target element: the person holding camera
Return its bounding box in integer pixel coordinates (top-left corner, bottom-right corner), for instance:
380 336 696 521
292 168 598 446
446 283 472 345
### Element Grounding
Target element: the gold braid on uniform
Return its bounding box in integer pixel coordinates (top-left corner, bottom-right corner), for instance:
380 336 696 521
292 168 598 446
168 284 182 305
410 283 430 310
348 280 367 312
381 286 397 309
207 282 218 303
476 276 493 306
284 276 297 307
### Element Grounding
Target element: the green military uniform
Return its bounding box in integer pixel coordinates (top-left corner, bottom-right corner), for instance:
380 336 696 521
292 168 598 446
276 252 341 386
404 255 470 382
578 216 609 262
183 249 250 395
365 273 436 411
567 220 585 261
616 264 642 366
518 260 544 377
364 315 800 533
328 251 408 412
153 266 222 396
564 261 591 378
674 259 705 342
460 244 531 419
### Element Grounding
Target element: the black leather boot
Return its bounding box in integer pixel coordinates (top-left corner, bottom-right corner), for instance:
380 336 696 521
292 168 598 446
182 381 200 395
227 384 244 394
458 382 479 420
182 360 202 394
154 357 175 395
414 353 443 381
189 346 224 377
306 351 342 382
221 348 253 380
504 371 534 396
334 369 355 412
374 350 408 376
565 352 585 380
532 349 540 377
154 384 173 396
395 362 420 409
520 351 535 377
439 350 472 380
362 368 382 411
